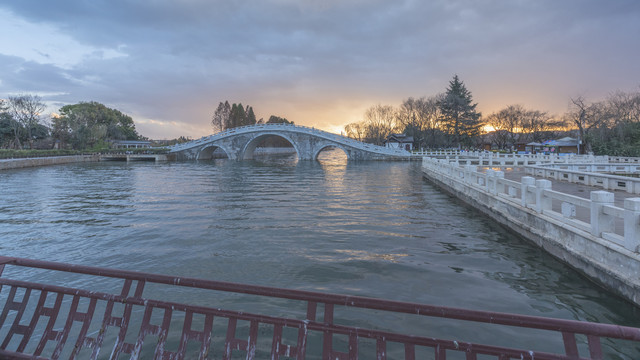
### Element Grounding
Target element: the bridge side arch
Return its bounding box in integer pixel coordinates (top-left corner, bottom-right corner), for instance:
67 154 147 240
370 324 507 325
197 144 232 160
241 132 301 160
313 143 351 161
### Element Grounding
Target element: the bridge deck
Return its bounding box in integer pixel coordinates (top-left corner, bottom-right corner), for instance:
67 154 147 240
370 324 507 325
0 257 638 359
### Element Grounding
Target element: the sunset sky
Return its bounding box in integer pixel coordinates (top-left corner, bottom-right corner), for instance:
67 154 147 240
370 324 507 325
0 0 639 139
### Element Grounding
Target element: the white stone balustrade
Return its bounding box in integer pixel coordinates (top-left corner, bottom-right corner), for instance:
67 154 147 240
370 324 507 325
422 157 640 253
535 179 553 214
521 176 536 207
624 199 640 252
591 191 616 238
525 163 640 194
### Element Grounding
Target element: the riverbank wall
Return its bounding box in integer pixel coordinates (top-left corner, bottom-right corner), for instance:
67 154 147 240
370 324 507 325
0 155 99 170
422 157 640 307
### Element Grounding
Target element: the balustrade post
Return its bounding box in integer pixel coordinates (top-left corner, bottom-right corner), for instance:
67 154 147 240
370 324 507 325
521 176 536 208
466 165 477 185
486 169 496 194
590 191 615 237
624 198 640 252
495 171 505 194
535 179 552 213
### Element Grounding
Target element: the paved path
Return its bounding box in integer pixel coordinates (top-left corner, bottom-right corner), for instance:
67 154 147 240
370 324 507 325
502 167 640 208
494 167 637 236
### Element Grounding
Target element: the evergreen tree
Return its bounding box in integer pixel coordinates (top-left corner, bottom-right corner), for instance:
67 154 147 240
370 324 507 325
211 101 259 130
230 103 247 128
266 115 293 124
438 75 482 148
245 106 257 126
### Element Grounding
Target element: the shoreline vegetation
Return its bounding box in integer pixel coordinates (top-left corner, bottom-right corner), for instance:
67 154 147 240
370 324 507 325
0 148 169 160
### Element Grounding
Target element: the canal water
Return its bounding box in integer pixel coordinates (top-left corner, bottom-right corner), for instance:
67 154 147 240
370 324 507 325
0 150 639 358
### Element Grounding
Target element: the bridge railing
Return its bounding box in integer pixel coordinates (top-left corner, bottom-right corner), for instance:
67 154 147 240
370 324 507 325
1 256 639 359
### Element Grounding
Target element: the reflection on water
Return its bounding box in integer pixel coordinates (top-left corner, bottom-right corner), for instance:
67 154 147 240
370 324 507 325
0 148 639 357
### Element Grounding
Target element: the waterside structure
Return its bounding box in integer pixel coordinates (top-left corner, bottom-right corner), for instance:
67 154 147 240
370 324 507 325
422 152 640 308
0 155 99 171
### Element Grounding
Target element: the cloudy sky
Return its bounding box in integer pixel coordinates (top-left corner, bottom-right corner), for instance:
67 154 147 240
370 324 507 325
0 1 638 139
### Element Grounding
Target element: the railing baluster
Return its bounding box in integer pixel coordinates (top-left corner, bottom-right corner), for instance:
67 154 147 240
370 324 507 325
587 335 603 359
404 343 416 360
375 337 386 360
34 292 64 357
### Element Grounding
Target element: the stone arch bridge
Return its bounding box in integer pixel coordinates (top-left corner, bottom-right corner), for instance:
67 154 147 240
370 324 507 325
169 124 411 161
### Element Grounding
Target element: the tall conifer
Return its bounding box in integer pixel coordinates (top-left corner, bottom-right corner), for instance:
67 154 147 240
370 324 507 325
438 75 482 148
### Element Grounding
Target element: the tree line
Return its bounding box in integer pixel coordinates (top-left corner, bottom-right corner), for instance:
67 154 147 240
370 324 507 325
344 75 640 155
0 95 143 150
211 101 293 133
344 75 482 149
210 101 294 148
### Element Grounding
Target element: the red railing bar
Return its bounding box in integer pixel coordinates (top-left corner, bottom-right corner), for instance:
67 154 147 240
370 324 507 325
0 349 49 360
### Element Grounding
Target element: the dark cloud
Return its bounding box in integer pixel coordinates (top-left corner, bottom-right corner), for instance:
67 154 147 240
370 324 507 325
0 0 639 138
0 54 76 94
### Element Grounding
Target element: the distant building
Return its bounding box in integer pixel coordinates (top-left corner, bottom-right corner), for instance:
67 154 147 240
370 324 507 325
544 137 581 154
524 137 581 154
524 142 543 154
110 140 152 149
383 134 413 151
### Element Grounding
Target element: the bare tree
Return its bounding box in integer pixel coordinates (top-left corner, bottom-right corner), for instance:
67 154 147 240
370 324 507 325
211 101 231 133
8 94 46 149
343 104 399 145
520 110 564 143
344 122 366 141
363 104 398 145
396 95 444 149
485 105 525 150
397 97 421 130
607 90 640 126
565 97 611 153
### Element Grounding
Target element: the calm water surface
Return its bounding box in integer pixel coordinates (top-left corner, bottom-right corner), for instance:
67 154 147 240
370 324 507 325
0 150 639 358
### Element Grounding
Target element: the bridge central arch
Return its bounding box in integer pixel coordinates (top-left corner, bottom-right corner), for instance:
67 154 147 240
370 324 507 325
242 133 301 160
314 145 350 161
197 145 230 160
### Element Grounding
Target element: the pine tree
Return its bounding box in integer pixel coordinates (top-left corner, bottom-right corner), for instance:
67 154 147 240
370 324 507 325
438 75 482 148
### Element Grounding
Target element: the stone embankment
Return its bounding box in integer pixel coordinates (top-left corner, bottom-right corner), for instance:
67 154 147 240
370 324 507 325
422 155 640 307
0 155 99 170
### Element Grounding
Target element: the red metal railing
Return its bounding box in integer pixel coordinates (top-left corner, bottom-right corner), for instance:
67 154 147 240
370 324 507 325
0 256 638 359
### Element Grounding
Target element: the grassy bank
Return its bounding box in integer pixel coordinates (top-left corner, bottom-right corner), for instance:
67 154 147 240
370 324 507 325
0 148 169 160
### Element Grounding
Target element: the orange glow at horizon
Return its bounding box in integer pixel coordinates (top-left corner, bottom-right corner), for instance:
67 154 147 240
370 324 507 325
482 124 496 133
